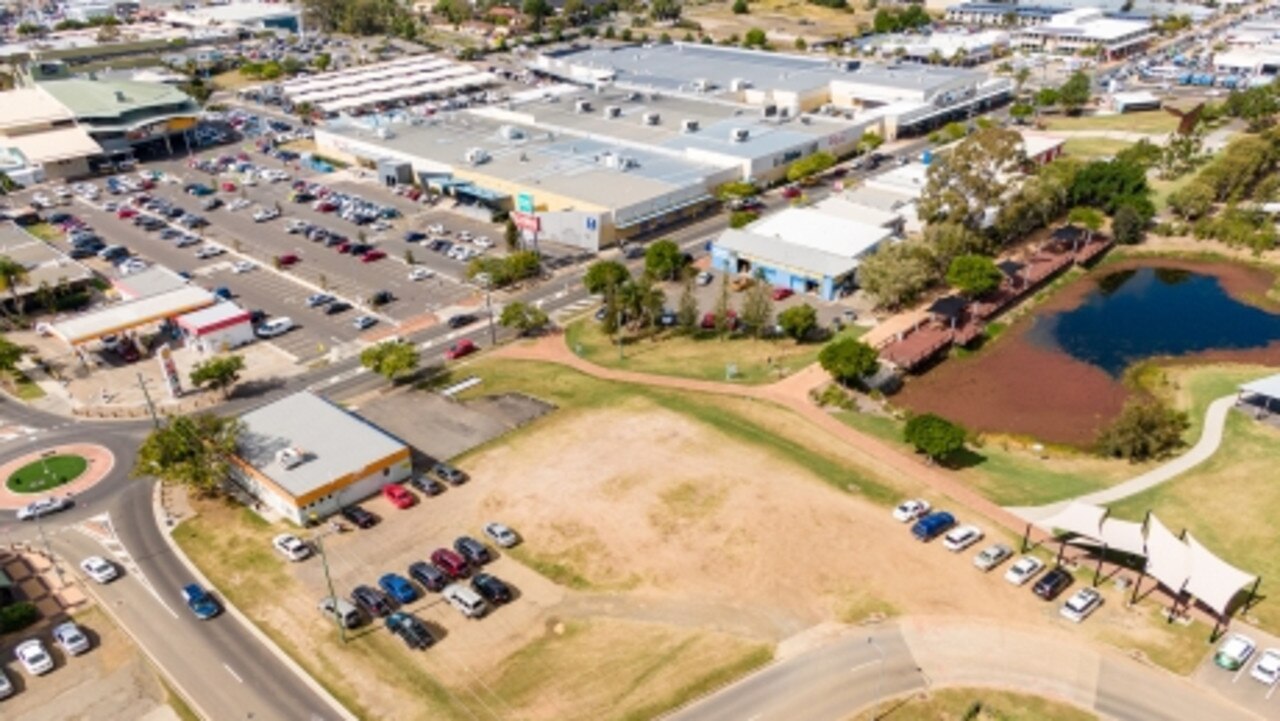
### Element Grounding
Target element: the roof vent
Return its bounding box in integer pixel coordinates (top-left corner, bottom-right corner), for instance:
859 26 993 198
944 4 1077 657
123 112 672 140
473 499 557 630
731 127 750 142
276 446 305 469
575 99 592 113
681 119 699 133
642 112 659 125
500 125 525 140
605 105 622 118
114 90 127 102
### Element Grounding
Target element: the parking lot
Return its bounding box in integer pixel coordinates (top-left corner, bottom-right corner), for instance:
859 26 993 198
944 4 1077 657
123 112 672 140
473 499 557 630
1194 624 1280 718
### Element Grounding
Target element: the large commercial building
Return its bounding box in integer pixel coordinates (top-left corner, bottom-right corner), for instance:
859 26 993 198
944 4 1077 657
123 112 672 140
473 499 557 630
164 3 302 34
947 0 1213 26
232 392 412 525
1013 9 1154 58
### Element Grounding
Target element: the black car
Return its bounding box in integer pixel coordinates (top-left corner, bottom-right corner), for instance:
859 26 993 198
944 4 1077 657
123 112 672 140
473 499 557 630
407 561 449 592
411 475 444 496
453 536 491 566
248 309 268 325
348 243 372 256
384 612 434 650
471 573 512 605
350 584 392 617
432 462 467 485
370 290 393 306
69 246 97 259
446 314 474 330
341 505 378 529
1032 567 1072 601
325 301 352 315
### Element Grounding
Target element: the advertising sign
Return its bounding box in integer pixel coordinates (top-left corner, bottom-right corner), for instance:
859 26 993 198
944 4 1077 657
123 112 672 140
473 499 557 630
516 193 535 214
157 345 182 400
513 212 541 233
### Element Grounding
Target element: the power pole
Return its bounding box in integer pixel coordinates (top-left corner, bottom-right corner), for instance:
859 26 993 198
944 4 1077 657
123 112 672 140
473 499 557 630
136 372 161 429
309 513 345 644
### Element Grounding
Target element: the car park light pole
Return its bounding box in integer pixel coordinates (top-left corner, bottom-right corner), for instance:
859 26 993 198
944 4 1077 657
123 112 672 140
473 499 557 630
309 512 345 644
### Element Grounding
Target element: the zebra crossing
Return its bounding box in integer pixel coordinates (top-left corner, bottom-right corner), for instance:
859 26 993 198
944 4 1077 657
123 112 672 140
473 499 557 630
75 512 162 605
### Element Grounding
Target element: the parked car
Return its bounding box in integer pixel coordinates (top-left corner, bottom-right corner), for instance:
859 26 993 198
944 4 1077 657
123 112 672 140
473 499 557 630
14 639 53 676
0 667 12 698
318 596 362 629
892 499 931 523
471 573 512 605
454 536 491 566
255 317 294 339
1249 648 1280 686
409 267 434 281
370 290 394 306
341 505 378 529
410 475 444 496
277 253 300 267
385 612 434 649
408 561 449 592
1032 567 1072 601
910 511 955 542
483 522 520 548
942 525 984 552
432 463 467 485
272 533 311 562
80 556 118 584
351 585 392 618
445 339 477 360
771 287 794 301
305 293 334 308
195 245 224 259
1215 634 1257 671
442 583 488 618
52 621 91 656
431 548 469 579
360 249 386 263
1004 556 1044 586
382 483 415 509
325 301 353 315
446 314 475 329
377 573 419 604
353 315 378 330
16 496 72 521
1060 587 1103 623
182 583 221 619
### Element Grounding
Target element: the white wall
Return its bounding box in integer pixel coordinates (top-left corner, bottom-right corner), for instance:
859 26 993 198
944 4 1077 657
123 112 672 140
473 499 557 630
189 321 254 353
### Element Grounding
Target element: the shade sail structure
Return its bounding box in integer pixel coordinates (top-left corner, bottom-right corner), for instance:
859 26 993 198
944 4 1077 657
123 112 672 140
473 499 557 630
1144 515 1190 594
1098 518 1146 557
1185 533 1258 616
1038 501 1107 539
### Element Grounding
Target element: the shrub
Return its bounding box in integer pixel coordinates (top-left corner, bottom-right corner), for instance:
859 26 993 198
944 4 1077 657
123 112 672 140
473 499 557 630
0 601 39 633
729 210 760 229
1097 399 1189 461
903 413 967 462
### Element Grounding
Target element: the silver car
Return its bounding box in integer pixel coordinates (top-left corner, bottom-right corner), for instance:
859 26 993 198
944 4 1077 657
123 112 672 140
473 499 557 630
972 543 1013 572
483 522 520 548
52 622 90 656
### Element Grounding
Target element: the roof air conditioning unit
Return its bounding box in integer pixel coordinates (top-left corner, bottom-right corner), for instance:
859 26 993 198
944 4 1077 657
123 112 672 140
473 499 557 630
627 91 641 101
731 127 750 142
642 112 659 125
681 119 699 133
500 125 524 140
692 78 711 92
375 127 394 139
575 99 592 113
276 447 305 469
605 105 622 118
464 147 491 165
729 78 752 91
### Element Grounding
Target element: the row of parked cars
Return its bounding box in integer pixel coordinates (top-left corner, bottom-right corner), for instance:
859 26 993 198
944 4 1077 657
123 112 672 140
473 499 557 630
288 181 400 228
896 499 1103 623
1213 634 1280 687
2 621 93 698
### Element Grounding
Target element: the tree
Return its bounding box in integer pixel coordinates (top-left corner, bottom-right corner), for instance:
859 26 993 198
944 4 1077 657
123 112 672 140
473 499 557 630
644 239 686 281
134 413 244 496
740 276 774 335
1058 70 1091 115
1014 66 1032 95
819 336 879 385
1097 399 1189 461
617 276 666 330
1034 86 1059 111
1112 204 1145 245
918 127 1024 231
563 0 588 23
777 303 818 341
189 354 246 397
0 255 30 317
921 222 990 276
1069 159 1151 218
314 52 331 71
0 335 23 372
360 341 419 382
650 0 682 21
729 210 760 228
1009 102 1034 124
858 131 884 153
504 218 519 251
584 260 630 294
717 180 758 199
903 413 967 463
1167 180 1215 220
713 274 733 335
732 0 749 13
857 240 935 309
677 278 699 331
794 37 807 51
523 0 553 30
785 151 836 184
1067 206 1104 244
743 27 767 48
946 255 1002 298
499 302 549 336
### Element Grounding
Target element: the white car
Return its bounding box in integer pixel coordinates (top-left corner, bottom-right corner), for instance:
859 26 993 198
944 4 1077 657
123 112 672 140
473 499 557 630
228 199 252 211
409 267 434 281
352 315 377 330
272 533 311 562
972 543 1013 571
1215 634 1257 671
80 556 118 584
1004 555 1044 586
195 246 225 259
14 639 53 676
457 230 474 242
1059 587 1103 623
892 499 930 523
427 223 446 235
696 271 714 286
252 208 278 222
52 621 90 656
232 260 256 274
16 496 71 521
942 524 983 552
473 236 494 249
0 667 12 699
119 258 149 275
483 522 520 548
306 293 334 308
285 219 309 234
255 317 294 338
1249 648 1280 686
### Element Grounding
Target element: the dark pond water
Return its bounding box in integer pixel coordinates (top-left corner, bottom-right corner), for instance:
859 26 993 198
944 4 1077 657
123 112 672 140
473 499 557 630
1028 267 1280 376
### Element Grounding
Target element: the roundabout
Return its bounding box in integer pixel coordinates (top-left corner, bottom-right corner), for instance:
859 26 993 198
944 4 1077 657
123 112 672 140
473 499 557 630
0 443 115 509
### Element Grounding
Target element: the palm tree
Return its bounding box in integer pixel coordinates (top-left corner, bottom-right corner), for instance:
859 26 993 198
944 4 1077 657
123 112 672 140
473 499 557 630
0 255 30 319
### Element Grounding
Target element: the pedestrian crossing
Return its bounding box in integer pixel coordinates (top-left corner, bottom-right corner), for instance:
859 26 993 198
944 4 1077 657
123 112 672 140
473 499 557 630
76 513 156 598
552 297 597 324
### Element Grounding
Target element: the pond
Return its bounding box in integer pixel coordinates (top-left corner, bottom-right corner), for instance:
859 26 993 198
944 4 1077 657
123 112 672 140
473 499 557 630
1027 267 1280 377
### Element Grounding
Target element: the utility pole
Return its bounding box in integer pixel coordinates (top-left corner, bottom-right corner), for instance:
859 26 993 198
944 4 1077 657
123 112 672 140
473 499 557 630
136 372 160 429
309 513 345 644
483 278 497 347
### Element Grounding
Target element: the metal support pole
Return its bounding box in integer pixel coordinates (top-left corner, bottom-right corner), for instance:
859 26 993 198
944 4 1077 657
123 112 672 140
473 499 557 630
136 372 160 429
1094 543 1105 587
1021 522 1031 553
310 513 345 644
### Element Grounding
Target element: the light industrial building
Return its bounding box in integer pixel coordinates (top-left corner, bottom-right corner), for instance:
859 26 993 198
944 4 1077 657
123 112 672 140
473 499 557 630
869 30 1010 65
164 2 302 33
1014 9 1153 59
232 392 412 525
1213 46 1280 77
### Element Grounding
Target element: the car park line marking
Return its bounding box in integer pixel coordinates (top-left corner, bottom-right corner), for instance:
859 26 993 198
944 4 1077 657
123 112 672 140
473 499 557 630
223 663 244 684
849 660 878 674
1267 681 1277 700
1233 665 1247 683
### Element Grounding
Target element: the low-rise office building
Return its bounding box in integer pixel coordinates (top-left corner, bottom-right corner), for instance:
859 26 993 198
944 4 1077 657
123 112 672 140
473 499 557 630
1015 9 1153 59
232 392 412 525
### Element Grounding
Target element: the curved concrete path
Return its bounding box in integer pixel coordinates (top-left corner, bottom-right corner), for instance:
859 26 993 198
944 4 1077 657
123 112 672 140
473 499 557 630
1009 396 1236 522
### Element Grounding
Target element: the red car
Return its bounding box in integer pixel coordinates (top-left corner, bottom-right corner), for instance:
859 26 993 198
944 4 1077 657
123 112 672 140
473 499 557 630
382 483 415 509
116 207 138 219
781 185 801 199
445 339 477 360
221 181 237 192
430 548 469 578
278 253 300 267
772 287 794 301
360 249 386 263
336 242 352 254
313 200 337 212
700 310 739 330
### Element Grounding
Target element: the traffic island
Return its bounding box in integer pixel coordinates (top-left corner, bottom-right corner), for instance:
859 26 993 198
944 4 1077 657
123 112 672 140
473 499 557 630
5 454 88 494
0 444 115 509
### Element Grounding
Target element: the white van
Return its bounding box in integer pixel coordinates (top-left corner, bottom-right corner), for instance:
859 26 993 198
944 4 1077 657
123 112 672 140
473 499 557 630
443 584 488 619
318 596 362 629
255 317 294 339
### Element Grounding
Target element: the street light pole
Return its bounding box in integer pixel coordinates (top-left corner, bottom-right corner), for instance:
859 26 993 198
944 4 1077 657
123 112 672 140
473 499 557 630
484 280 497 347
868 636 885 720
309 513 345 644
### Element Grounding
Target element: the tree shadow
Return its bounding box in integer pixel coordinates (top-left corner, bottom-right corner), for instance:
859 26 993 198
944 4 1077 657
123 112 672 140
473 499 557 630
939 446 986 471
228 376 288 399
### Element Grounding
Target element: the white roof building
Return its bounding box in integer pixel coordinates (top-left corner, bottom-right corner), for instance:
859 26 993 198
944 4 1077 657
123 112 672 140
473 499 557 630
1016 8 1153 58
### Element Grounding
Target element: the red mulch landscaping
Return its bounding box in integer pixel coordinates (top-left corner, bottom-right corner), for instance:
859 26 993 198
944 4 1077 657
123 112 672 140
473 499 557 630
894 258 1280 447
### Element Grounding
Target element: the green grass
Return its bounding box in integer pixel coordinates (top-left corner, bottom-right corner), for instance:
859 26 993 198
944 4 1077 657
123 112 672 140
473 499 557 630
1063 136 1134 161
617 646 773 721
1042 111 1179 135
5 370 45 400
160 677 202 721
564 318 864 385
854 687 1097 721
454 358 901 506
24 222 62 244
6 454 87 493
1150 172 1198 213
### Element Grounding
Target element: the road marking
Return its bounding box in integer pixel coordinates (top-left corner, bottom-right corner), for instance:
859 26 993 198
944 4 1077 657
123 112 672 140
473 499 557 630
1233 665 1248 683
75 513 179 618
849 660 879 674
1267 681 1277 700
223 663 244 684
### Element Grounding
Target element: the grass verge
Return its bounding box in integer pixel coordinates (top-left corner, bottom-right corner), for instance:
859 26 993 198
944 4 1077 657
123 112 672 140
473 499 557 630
853 687 1097 721
1042 111 1178 134
1063 136 1134 161
5 370 46 400
160 677 202 721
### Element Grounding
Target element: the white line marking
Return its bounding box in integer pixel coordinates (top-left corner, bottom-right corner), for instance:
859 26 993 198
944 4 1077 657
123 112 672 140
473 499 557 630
223 663 244 684
850 660 878 674
1266 681 1277 700
1233 665 1248 684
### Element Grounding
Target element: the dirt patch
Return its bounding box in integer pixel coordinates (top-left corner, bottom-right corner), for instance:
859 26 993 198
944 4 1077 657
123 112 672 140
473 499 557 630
896 258 1280 446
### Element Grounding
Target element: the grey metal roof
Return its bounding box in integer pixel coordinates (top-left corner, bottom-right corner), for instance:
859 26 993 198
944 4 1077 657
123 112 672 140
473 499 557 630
236 392 406 499
714 228 859 279
661 117 819 159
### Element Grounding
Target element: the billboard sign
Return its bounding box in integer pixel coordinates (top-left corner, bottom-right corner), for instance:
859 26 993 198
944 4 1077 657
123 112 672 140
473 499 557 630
157 345 182 400
516 193 535 214
513 212 541 233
